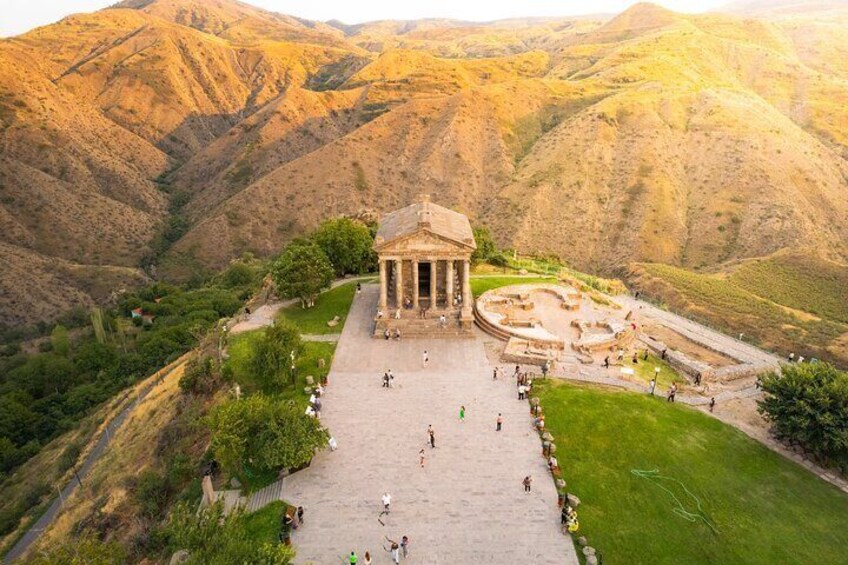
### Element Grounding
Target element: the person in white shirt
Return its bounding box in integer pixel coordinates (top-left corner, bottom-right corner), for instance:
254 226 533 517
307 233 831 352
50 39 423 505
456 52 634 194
381 493 391 516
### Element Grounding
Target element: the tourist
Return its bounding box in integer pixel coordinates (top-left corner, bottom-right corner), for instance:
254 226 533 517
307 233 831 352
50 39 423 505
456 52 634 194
603 356 610 369
377 309 385 319
513 365 521 381
617 348 624 361
404 297 412 309
661 348 668 360
694 372 702 386
363 551 372 565
422 350 429 368
798 355 805 363
459 405 466 422
635 290 641 300
384 329 390 340
518 384 526 400
419 449 426 468
496 413 503 431
394 328 401 340
388 370 395 388
357 283 362 293
523 475 532 493
649 378 656 395
395 308 402 320
709 397 716 412
297 506 304 525
386 540 400 564
245 307 251 320
348 551 358 564
401 535 410 558
643 348 649 361
667 383 677 403
632 352 638 364
493 367 498 380
381 492 391 515
542 360 550 377
439 314 447 328
383 372 390 388
428 425 435 448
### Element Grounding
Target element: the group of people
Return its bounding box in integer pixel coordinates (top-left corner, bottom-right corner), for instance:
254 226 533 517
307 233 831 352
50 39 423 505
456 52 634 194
383 328 402 340
561 503 579 533
347 534 409 565
381 370 395 388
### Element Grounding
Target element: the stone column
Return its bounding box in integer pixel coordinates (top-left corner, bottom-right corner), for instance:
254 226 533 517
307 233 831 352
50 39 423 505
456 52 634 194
412 259 419 310
445 259 454 309
395 259 404 310
461 259 472 317
379 259 388 312
430 260 438 309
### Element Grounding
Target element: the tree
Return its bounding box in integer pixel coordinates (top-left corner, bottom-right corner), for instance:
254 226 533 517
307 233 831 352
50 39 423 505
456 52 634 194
758 363 848 470
249 323 303 391
222 261 256 289
270 239 333 308
166 502 294 565
206 394 328 474
471 227 496 264
50 325 70 357
312 217 375 276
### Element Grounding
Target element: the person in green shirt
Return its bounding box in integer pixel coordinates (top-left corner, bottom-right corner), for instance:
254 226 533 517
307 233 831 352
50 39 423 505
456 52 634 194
459 405 465 422
349 551 358 564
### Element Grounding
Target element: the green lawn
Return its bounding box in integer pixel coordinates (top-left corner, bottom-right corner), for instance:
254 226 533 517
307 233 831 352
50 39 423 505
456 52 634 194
470 276 558 297
277 282 357 334
241 501 286 542
536 381 848 564
225 330 335 402
621 352 685 389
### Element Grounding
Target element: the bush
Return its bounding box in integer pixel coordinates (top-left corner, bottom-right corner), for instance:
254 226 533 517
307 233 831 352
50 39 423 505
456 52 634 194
758 363 848 471
471 227 496 264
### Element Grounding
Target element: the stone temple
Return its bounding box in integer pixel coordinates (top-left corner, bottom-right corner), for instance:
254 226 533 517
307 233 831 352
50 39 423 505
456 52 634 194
373 195 476 337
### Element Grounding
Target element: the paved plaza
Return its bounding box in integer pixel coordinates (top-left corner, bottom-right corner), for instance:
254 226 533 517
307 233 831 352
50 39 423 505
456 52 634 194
285 285 578 564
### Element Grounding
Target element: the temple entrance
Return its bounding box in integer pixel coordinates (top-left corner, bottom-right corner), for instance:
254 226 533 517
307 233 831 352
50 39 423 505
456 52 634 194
418 262 431 301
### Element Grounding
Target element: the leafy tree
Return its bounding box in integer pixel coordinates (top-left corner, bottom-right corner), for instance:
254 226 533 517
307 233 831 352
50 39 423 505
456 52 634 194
270 239 333 308
28 535 127 564
312 217 375 276
471 226 496 264
758 363 848 470
166 502 294 565
222 261 256 289
179 354 218 395
50 325 70 357
250 323 303 391
207 394 328 474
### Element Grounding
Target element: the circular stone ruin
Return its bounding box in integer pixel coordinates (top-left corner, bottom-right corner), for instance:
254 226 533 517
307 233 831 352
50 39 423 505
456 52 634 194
474 283 634 366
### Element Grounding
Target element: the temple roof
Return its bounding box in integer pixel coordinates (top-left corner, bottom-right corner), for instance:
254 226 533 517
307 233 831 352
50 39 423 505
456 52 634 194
374 195 476 251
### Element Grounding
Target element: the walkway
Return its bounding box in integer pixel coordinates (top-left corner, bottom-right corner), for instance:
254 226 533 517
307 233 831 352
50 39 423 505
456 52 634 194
285 286 578 564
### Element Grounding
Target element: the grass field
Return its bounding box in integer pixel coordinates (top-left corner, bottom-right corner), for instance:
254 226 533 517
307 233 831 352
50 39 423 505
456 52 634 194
618 352 684 389
241 501 286 542
537 381 848 564
276 283 357 334
470 276 558 297
729 254 848 324
630 262 847 367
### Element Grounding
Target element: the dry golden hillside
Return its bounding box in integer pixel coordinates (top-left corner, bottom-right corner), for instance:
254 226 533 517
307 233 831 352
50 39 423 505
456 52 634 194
2 0 848 326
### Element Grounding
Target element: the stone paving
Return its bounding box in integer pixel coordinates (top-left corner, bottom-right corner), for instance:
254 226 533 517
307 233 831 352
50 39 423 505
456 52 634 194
285 285 578 565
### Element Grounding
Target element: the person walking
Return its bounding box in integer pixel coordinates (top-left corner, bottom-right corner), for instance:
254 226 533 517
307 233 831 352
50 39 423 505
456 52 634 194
363 551 372 565
496 413 503 431
617 348 624 362
422 350 429 368
419 449 426 468
428 425 435 448
386 540 400 564
400 536 410 558
459 405 466 423
667 383 677 403
383 372 390 388
518 384 526 400
709 397 716 412
381 493 391 515
493 367 498 380
632 352 639 364
649 378 656 396
523 475 532 493
643 348 649 361
349 551 358 564
603 356 610 369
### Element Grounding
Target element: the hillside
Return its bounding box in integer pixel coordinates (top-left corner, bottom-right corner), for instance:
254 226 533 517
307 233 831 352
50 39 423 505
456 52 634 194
2 0 848 326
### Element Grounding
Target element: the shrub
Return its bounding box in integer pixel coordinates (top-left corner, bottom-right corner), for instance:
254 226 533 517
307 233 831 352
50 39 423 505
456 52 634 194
312 217 375 276
758 363 848 471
